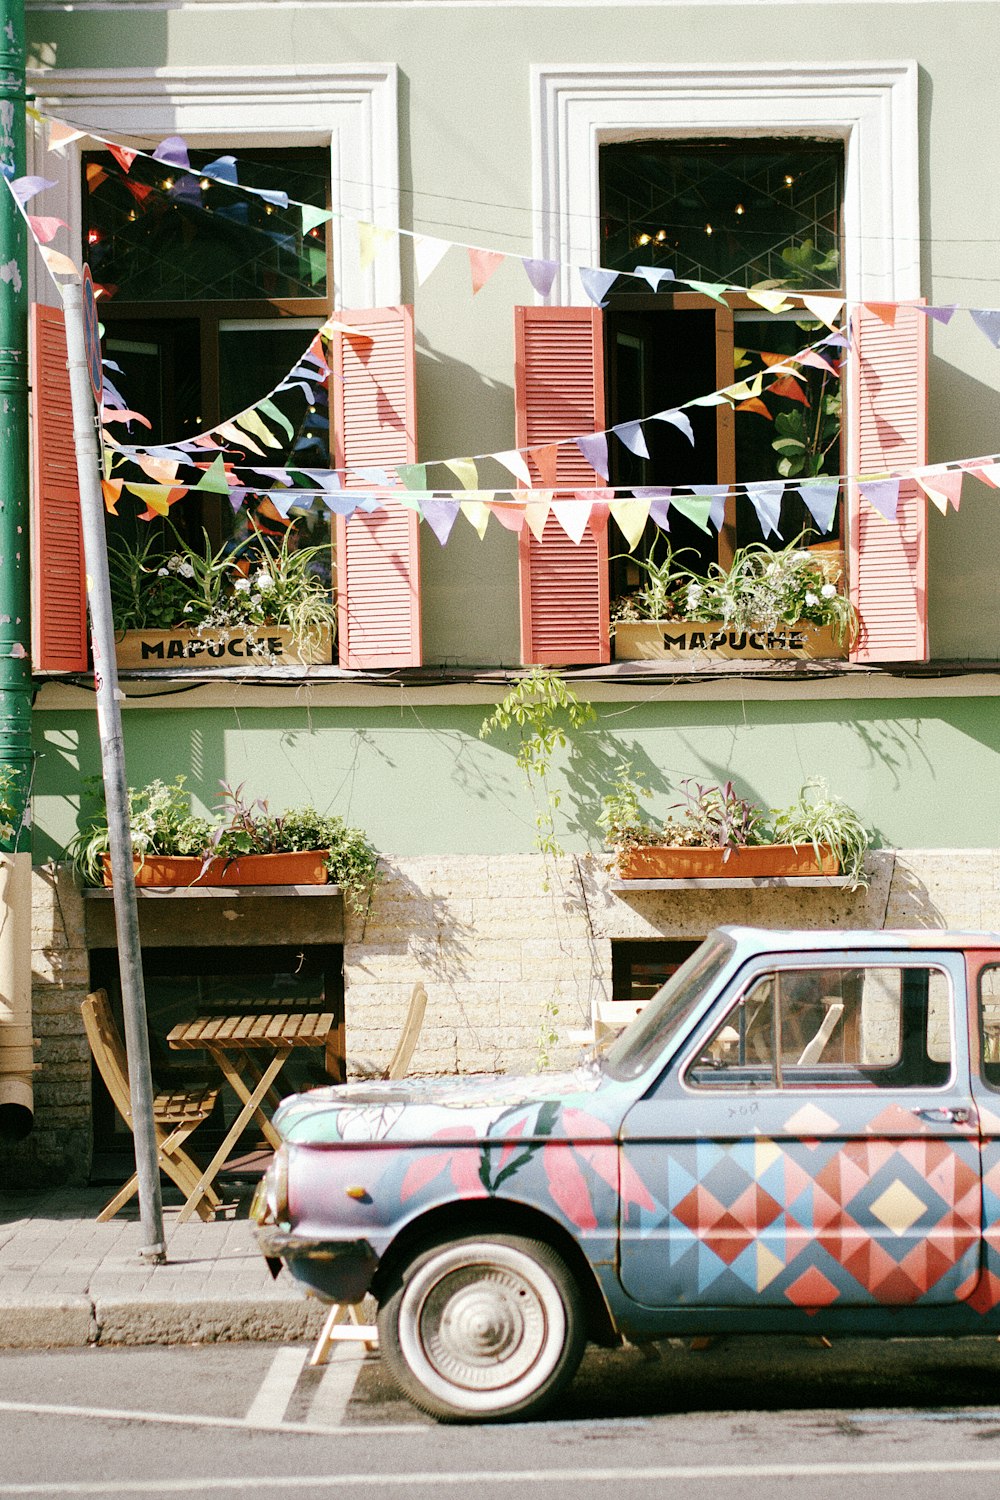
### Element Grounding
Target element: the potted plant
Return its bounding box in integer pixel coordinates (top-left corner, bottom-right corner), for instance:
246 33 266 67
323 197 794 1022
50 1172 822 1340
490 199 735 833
599 765 871 888
109 521 337 668
612 538 857 663
68 777 380 910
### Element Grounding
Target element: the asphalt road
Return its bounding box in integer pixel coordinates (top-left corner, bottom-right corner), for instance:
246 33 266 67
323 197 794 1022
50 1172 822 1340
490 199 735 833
4 1336 1000 1498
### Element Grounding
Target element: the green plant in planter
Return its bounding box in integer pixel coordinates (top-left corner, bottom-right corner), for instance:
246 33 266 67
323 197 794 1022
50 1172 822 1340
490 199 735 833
684 538 858 645
770 777 871 889
68 776 214 887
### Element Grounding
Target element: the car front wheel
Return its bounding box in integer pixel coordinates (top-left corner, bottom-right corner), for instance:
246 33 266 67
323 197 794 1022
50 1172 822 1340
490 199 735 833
377 1233 585 1422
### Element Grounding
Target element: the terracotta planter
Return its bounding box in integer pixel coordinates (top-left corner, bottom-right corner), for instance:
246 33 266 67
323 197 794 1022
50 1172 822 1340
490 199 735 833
115 625 333 669
102 849 331 888
613 619 846 662
616 843 840 880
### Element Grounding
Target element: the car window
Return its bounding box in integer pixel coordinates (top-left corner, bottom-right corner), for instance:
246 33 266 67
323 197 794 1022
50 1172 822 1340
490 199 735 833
979 965 1000 1088
603 932 735 1081
687 963 952 1090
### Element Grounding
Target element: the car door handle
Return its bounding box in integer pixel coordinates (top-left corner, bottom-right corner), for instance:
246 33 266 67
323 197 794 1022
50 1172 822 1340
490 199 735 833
914 1106 972 1125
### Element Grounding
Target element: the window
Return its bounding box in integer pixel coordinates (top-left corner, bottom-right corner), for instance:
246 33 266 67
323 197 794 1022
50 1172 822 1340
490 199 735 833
979 965 1000 1088
687 963 952 1090
611 939 704 1005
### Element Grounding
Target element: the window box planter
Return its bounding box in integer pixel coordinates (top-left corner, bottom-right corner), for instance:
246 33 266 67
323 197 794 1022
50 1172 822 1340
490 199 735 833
115 626 333 669
613 619 846 663
617 843 840 881
102 849 331 888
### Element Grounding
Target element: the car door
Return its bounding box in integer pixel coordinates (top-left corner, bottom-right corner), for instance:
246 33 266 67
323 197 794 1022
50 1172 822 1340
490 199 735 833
967 949 1000 1315
618 948 982 1309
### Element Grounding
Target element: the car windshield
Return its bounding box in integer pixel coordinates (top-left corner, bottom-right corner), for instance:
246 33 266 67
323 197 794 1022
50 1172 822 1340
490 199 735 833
602 932 736 1081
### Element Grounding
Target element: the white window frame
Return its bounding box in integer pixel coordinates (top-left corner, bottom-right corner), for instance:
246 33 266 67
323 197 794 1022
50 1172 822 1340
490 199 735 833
25 64 400 310
531 62 919 306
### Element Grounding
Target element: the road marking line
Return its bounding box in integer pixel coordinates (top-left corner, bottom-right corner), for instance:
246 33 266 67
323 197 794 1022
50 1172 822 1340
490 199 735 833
306 1345 366 1429
0 1396 420 1437
244 1346 308 1426
10 1460 1000 1495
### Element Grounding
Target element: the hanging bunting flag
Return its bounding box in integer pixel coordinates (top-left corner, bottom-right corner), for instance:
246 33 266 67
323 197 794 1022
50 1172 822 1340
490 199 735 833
257 398 295 441
152 136 191 170
124 483 174 517
612 421 650 460
746 288 793 315
358 222 395 271
413 234 450 285
652 409 695 445
520 491 552 542
721 379 756 402
521 258 559 298
396 463 428 491
87 165 109 194
100 404 151 428
969 462 1000 489
460 497 491 538
319 492 360 517
735 398 772 420
800 294 844 327
818 328 850 351
355 494 385 513
106 143 138 174
579 267 618 307
47 121 84 153
858 476 900 521
10 176 56 206
609 497 651 552
170 173 202 207
235 409 281 449
863 302 898 327
214 419 267 457
352 466 392 486
301 203 333 236
641 491 672 530
744 480 785 540
227 487 249 513
689 485 729 531
123 179 154 207
249 466 294 486
795 349 841 376
397 490 428 514
687 391 729 409
488 499 527 532
587 492 612 538
194 454 233 495
445 457 479 490
970 308 1000 348
26 215 66 245
918 470 964 514
685 279 730 306
468 247 505 295
248 186 289 209
797 480 839 534
493 449 533 487
768 374 811 406
135 455 179 485
101 478 123 515
203 155 238 186
635 266 675 293
919 304 958 325
552 497 592 545
422 497 460 545
574 431 609 480
668 494 714 534
529 443 560 489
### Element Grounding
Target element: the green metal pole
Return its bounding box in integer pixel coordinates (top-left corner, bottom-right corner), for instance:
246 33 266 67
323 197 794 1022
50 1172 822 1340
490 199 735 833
0 0 34 1143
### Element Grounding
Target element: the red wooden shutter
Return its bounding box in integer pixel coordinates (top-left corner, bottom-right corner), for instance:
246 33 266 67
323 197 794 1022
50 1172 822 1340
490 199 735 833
30 303 87 672
514 305 609 665
848 302 928 663
331 306 421 669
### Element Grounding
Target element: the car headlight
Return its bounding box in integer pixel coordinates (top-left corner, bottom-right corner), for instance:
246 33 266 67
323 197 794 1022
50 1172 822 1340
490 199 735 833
252 1143 290 1225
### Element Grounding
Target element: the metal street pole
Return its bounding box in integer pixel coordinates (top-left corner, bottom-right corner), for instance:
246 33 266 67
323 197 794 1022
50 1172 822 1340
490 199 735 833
61 278 165 1261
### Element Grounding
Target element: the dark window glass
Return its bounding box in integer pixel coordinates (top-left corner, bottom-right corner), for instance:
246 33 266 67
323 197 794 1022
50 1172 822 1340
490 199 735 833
604 933 734 1081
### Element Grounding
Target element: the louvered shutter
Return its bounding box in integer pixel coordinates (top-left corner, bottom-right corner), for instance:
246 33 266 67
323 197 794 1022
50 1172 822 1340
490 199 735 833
514 306 609 665
848 303 928 663
30 303 87 672
331 305 421 669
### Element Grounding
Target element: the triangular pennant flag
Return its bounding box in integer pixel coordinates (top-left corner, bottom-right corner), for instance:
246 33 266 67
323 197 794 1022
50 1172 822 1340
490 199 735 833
970 308 1000 348
487 500 527 532
689 485 729 531
768 374 810 406
235 409 281 449
735 398 772 419
135 455 179 485
800 294 844 327
634 265 675 292
587 492 612 537
135 488 188 523
552 497 592 545
358 222 395 271
302 204 333 235
469 247 505 295
612 421 650 460
574 432 609 481
85 164 108 192
687 391 729 408
609 497 651 552
797 480 839 534
969 462 1000 489
422 497 460 545
413 234 450 285
529 443 560 488
248 187 289 210
918 470 964 514
668 495 714 534
863 302 898 327
397 490 428 514
39 247 80 280
47 122 84 153
258 398 295 441
193 453 232 495
9 176 55 206
579 266 618 307
445 457 479 491
460 498 491 538
795 349 840 376
919 304 958 325
226 487 248 513
100 405 151 428
652 409 695 445
858 476 900 521
396 463 428 491
101 479 123 515
521 258 559 297
124 482 174 518
746 288 793 314
214 419 266 457
352 466 391 486
319 492 359 517
643 491 672 530
684 279 730 306
493 450 533 487
152 136 190 170
27 216 66 245
203 154 238 185
107 143 138 174
520 491 552 542
744 481 785 540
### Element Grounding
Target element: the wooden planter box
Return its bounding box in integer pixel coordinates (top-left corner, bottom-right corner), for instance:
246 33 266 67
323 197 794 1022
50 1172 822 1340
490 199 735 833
613 619 846 662
115 626 333 669
102 849 330 888
616 843 840 880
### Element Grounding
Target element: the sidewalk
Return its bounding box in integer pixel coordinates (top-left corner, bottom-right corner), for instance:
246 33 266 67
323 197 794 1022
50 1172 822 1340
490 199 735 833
0 1183 329 1349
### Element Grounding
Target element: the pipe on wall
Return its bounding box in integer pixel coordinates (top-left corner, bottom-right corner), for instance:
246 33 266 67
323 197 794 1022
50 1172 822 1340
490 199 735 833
0 852 35 1138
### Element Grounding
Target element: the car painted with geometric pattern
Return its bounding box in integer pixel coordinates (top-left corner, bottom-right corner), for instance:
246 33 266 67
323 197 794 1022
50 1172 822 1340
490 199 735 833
254 925 1000 1421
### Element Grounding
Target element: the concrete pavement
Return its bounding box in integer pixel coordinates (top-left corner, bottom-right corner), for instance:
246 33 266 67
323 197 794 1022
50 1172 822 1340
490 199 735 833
0 1182 331 1349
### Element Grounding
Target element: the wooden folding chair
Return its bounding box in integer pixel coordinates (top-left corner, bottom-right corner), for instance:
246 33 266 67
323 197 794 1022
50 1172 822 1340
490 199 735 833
309 982 428 1363
81 989 222 1223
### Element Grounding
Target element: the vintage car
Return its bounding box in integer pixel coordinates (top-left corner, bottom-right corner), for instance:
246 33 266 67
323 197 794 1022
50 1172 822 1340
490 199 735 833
254 925 1000 1421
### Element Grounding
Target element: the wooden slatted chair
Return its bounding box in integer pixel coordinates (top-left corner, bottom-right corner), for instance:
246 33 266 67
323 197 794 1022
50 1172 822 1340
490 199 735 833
308 981 429 1365
81 989 222 1223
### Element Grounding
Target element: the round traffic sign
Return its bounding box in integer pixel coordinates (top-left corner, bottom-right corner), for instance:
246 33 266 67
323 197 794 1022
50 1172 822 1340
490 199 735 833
81 263 103 405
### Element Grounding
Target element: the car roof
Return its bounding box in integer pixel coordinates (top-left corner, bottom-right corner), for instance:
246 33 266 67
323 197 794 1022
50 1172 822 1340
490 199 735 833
717 925 1000 955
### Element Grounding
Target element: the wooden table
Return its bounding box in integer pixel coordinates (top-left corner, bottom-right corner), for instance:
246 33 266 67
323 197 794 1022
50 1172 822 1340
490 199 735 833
167 1011 335 1224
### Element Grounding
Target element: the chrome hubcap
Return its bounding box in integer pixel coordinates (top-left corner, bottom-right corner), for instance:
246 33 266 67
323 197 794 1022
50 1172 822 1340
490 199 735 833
423 1269 542 1389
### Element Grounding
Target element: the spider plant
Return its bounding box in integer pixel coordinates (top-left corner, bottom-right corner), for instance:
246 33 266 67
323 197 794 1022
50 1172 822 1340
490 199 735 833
770 777 872 889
